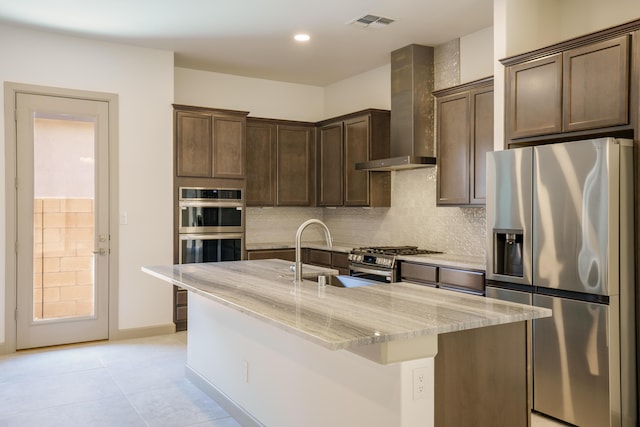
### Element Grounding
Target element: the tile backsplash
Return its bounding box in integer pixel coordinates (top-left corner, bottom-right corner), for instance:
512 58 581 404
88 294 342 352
246 168 487 257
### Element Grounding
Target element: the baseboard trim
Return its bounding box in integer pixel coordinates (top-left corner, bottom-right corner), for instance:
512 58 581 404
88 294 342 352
110 323 176 341
185 365 263 427
0 341 13 355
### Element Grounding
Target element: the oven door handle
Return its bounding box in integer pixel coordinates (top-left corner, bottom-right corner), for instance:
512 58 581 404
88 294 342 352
179 201 243 209
349 264 393 278
179 233 245 240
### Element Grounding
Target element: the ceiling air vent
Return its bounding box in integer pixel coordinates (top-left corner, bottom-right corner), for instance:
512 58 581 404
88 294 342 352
349 14 395 29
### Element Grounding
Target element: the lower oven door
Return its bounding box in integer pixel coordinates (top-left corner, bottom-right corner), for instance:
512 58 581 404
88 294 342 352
179 233 243 264
349 264 394 283
178 202 243 233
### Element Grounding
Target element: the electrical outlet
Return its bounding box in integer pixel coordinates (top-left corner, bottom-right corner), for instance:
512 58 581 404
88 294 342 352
244 360 249 383
412 367 428 400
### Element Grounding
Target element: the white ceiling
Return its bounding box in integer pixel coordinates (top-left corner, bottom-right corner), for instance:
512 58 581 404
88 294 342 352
0 0 493 86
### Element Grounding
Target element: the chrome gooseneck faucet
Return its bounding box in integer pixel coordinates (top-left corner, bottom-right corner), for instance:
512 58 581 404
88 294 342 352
295 219 333 283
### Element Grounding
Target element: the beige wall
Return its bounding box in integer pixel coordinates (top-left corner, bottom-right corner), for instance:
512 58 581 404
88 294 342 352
460 26 494 83
174 67 324 122
1 23 174 347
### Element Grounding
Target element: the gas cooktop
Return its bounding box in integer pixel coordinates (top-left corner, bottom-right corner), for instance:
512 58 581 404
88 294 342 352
352 246 442 256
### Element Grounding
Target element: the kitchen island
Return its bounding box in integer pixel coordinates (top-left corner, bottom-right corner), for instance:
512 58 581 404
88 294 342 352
143 259 550 427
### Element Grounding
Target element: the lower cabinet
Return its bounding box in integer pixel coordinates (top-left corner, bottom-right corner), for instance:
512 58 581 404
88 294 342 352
305 248 350 275
246 248 296 262
174 286 188 332
435 321 528 426
400 261 485 295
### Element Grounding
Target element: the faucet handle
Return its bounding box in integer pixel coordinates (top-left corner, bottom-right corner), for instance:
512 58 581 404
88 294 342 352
289 264 296 272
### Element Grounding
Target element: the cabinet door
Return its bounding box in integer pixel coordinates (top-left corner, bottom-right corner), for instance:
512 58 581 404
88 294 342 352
318 122 344 206
437 93 470 205
246 249 295 262
212 115 245 178
276 125 314 206
470 87 493 204
563 35 629 132
176 111 212 177
246 121 276 206
343 116 370 206
507 54 562 139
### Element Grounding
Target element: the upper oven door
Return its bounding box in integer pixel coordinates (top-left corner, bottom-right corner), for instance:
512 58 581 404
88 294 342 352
179 201 243 233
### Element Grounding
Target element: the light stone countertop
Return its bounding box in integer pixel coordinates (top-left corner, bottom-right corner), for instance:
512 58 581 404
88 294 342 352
143 259 549 351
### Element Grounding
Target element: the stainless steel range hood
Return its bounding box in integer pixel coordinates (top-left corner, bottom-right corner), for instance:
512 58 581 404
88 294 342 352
356 44 436 171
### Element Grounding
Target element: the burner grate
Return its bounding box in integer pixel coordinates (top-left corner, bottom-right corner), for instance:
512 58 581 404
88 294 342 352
354 246 442 256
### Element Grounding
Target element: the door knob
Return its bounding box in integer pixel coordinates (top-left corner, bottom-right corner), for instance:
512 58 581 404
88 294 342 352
93 248 107 255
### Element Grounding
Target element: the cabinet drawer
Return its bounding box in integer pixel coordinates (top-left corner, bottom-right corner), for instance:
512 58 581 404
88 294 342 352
308 249 332 267
247 249 295 262
176 306 188 322
439 268 485 293
176 289 188 306
331 252 349 269
401 262 438 285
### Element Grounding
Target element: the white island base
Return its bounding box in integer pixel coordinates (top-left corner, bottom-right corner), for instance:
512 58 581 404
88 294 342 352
187 293 436 427
143 260 548 427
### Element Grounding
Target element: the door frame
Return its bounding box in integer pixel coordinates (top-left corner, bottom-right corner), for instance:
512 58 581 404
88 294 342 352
2 82 119 354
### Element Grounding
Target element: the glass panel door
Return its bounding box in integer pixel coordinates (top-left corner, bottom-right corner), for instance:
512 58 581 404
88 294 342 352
16 93 110 349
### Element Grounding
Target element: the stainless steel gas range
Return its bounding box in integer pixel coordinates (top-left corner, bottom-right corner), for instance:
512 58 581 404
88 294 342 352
348 246 442 283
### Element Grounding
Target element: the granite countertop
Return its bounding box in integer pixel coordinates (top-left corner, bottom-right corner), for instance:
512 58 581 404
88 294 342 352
143 259 549 351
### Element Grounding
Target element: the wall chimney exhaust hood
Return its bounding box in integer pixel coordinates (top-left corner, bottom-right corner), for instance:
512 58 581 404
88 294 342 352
356 44 436 171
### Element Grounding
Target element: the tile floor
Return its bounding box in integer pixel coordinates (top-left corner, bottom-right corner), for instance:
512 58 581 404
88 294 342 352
0 332 567 427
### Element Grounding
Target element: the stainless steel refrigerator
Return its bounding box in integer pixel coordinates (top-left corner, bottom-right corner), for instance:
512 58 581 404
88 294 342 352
485 138 637 427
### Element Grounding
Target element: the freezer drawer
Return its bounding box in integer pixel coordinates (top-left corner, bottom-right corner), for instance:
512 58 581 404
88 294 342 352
486 285 532 305
533 294 617 427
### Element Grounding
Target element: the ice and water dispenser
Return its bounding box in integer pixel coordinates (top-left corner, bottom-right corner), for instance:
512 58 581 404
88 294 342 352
493 230 524 277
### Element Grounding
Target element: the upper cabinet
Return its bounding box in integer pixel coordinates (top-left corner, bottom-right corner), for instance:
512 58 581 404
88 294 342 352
434 77 494 206
174 105 248 179
246 120 277 206
317 110 391 207
503 32 630 144
246 118 316 207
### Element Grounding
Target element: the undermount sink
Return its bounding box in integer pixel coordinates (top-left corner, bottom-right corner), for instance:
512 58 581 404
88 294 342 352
325 275 379 288
275 270 378 288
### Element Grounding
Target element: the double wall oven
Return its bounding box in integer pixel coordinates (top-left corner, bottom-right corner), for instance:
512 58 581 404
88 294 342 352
178 187 244 264
175 187 244 330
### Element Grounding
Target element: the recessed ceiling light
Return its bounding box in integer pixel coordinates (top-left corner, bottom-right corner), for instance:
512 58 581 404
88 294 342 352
294 33 310 42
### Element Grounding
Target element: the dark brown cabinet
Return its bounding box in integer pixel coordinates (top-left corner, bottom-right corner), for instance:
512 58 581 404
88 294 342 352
246 118 316 207
277 125 316 206
317 122 344 206
506 54 563 139
246 120 276 206
317 110 391 207
246 248 295 262
434 77 493 206
174 105 248 179
306 249 350 275
504 34 630 143
400 261 485 295
563 35 629 132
